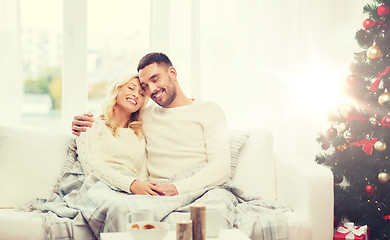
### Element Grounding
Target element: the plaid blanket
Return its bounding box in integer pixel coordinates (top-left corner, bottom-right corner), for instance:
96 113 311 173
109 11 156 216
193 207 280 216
19 140 291 240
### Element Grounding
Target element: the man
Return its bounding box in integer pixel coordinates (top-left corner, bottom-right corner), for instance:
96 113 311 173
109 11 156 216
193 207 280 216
72 52 231 196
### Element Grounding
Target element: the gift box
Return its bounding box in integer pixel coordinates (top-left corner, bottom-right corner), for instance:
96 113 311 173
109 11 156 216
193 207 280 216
334 222 369 240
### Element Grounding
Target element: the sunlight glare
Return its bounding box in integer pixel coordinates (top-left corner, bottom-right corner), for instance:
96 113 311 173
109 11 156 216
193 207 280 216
289 60 352 121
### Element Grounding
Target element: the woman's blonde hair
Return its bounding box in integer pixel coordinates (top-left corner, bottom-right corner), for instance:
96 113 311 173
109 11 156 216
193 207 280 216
100 74 148 137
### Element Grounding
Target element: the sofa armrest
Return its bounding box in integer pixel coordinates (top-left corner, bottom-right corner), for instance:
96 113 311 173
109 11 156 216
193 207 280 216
0 126 72 208
275 154 333 240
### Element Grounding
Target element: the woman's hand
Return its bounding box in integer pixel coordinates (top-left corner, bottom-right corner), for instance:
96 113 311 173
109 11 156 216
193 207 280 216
72 113 94 136
130 180 160 196
153 183 178 196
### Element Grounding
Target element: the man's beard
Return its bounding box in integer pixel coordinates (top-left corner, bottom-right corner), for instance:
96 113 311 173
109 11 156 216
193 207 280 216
155 78 177 107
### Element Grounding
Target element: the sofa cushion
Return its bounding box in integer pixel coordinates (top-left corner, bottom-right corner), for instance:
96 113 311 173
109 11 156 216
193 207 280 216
231 128 276 200
52 138 78 195
0 126 73 208
228 130 251 179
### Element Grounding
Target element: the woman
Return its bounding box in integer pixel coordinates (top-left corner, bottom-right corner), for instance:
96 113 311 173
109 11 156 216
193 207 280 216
76 74 158 195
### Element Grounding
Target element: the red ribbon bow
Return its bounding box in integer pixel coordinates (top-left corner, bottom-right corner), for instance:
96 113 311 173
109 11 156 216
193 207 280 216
369 66 390 91
375 20 387 27
365 20 387 30
350 137 378 155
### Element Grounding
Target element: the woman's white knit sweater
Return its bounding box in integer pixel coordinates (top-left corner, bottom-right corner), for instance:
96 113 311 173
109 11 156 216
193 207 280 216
76 118 147 193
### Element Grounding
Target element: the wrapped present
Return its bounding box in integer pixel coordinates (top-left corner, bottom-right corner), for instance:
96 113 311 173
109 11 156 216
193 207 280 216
334 222 369 240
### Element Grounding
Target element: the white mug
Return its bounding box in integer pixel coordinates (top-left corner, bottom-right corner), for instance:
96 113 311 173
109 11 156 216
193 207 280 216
129 209 154 223
206 208 222 237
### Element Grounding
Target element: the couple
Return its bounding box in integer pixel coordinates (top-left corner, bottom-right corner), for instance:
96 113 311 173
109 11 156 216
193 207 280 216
30 52 289 240
73 52 231 197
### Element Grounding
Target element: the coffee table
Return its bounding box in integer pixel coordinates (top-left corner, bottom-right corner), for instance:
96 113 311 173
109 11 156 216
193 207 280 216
100 229 250 240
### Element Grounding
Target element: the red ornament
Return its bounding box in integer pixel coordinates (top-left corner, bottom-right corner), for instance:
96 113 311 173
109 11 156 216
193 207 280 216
365 184 376 195
363 18 375 30
381 115 390 128
377 5 390 17
326 127 338 138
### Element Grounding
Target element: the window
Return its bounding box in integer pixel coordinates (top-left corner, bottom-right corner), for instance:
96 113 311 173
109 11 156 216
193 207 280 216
87 0 150 114
18 0 150 130
20 0 62 130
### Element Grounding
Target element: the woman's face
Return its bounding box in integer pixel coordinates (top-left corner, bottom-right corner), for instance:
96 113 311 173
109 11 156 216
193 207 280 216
115 77 146 114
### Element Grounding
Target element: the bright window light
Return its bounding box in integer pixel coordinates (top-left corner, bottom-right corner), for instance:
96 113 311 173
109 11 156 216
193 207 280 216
87 0 150 114
288 57 351 120
20 0 62 130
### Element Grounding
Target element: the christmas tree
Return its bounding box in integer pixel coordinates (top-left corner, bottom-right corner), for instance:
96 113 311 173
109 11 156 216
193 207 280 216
316 0 390 239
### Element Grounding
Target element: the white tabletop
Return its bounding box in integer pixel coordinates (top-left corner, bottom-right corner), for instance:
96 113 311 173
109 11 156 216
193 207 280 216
100 229 250 240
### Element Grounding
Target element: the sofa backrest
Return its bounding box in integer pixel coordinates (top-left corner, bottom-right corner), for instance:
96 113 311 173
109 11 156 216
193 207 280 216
0 125 277 208
0 126 73 208
232 128 276 201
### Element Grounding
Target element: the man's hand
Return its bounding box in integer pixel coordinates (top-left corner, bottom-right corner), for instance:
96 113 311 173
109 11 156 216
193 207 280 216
153 183 178 196
72 113 94 136
130 181 160 196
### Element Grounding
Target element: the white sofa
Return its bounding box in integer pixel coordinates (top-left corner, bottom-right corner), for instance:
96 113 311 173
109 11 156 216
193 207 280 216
0 126 333 240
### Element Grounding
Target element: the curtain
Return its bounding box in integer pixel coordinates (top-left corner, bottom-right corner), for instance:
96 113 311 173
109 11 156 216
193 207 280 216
160 0 368 158
0 0 22 127
62 0 87 131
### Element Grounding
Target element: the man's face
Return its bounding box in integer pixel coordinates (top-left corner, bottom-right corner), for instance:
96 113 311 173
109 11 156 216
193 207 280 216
139 63 177 107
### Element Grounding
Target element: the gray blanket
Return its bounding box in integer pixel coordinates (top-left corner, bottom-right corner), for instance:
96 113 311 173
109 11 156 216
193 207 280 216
19 144 291 240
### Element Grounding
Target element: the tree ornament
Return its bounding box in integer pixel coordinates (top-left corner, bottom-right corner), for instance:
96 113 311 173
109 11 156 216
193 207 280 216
378 172 390 184
365 184 376 195
326 127 338 138
381 115 390 128
377 5 390 17
374 140 387 152
340 104 356 118
367 44 384 61
370 116 379 126
337 122 347 134
343 130 353 141
363 18 375 30
336 144 348 152
378 89 390 106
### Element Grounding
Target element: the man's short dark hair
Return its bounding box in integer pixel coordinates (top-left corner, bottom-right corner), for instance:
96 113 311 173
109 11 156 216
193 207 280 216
137 52 173 72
